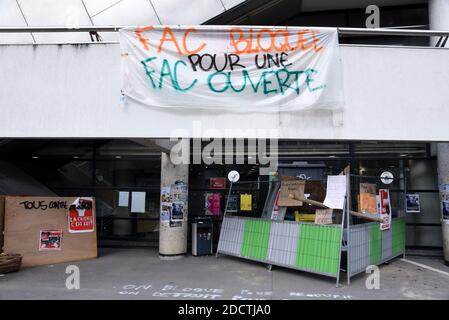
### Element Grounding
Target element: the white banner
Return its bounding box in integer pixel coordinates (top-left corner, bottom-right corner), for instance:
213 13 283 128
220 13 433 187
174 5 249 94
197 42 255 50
119 25 344 112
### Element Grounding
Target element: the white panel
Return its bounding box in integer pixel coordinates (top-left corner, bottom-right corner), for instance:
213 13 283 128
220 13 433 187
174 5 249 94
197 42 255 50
151 0 224 24
18 0 92 43
0 0 34 43
1 43 449 141
92 0 160 42
221 0 245 10
83 0 122 16
92 0 159 25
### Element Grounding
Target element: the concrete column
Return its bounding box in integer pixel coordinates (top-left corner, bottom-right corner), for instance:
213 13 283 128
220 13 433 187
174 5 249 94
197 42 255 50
429 0 449 46
437 144 449 265
430 0 449 265
159 152 189 259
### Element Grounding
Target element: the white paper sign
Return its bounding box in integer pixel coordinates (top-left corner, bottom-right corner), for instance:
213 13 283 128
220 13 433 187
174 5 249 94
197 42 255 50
119 25 344 113
118 191 129 207
323 175 347 209
131 192 146 213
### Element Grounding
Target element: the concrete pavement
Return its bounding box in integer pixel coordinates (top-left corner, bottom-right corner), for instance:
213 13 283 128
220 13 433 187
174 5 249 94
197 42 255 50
0 248 448 300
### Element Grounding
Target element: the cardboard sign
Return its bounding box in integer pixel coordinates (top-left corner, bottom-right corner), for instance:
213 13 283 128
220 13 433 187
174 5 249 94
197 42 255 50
278 178 306 207
315 209 333 225
68 197 94 233
210 177 226 189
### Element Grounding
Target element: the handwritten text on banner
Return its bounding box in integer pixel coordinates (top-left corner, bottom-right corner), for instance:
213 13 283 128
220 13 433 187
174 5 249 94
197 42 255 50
119 26 344 112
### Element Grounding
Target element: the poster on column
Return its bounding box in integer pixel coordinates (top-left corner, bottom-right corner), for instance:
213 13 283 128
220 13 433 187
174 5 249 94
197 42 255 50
379 189 392 230
119 26 344 113
440 184 449 222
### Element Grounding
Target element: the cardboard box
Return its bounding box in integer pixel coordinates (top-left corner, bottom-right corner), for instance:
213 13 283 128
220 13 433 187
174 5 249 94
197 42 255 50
3 196 97 267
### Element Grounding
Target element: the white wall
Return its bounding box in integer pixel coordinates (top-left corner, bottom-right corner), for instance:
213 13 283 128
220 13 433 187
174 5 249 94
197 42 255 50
0 43 449 141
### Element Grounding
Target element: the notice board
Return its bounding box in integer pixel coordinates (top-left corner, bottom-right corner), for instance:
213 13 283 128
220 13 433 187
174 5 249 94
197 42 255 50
3 196 97 267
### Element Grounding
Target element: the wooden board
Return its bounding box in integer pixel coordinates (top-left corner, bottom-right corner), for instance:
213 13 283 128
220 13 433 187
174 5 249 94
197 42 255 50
3 196 97 267
0 196 5 253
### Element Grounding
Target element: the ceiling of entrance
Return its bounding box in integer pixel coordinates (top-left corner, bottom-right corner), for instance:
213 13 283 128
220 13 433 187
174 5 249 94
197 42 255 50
0 0 426 44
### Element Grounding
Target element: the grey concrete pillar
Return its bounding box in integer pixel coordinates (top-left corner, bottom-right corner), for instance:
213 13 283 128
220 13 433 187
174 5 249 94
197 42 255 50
159 152 189 259
429 0 449 47
430 0 449 265
437 144 449 265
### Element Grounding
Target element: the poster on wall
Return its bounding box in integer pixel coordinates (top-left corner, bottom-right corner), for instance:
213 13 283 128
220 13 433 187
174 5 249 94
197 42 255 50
68 197 95 233
205 193 221 216
240 194 252 211
131 192 146 213
379 189 392 230
210 177 226 189
225 195 239 213
39 230 62 251
359 183 377 214
406 194 421 213
118 192 129 207
119 26 344 113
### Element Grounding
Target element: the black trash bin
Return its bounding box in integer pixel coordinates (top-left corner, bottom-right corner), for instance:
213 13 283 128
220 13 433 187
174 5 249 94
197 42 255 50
192 217 213 256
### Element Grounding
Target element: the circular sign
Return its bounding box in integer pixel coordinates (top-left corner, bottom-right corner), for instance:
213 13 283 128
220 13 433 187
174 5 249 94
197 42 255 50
228 170 240 183
380 171 394 184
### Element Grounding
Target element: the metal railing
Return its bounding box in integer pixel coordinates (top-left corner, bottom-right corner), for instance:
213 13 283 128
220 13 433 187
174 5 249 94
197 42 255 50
0 25 448 36
0 26 448 45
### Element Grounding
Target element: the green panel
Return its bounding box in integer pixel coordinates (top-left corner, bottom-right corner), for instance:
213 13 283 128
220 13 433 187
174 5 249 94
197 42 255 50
392 218 406 256
240 219 271 261
370 224 382 264
295 224 342 276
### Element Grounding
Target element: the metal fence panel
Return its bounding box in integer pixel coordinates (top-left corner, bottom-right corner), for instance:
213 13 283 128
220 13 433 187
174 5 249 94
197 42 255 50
392 218 406 256
296 224 342 276
217 216 244 256
240 219 272 261
348 223 372 276
381 228 393 261
267 221 300 267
